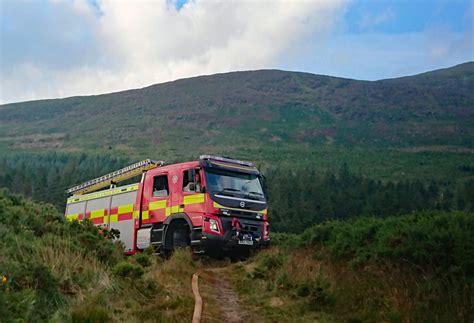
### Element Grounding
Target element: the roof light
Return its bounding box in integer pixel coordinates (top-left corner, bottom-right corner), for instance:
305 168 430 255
199 155 254 167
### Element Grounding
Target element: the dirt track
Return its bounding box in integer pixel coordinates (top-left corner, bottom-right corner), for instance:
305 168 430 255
201 267 258 323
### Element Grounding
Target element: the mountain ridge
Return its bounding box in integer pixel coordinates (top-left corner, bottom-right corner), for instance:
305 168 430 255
1 62 473 159
3 61 472 106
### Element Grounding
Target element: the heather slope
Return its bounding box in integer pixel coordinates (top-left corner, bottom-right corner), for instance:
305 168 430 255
1 62 473 157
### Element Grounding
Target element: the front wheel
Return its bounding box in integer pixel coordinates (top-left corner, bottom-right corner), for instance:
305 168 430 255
173 229 188 248
164 221 191 255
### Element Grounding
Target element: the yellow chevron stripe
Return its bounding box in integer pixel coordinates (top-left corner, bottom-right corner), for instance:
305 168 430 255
90 209 104 219
184 194 205 205
133 210 140 220
149 200 167 210
66 214 79 221
110 214 118 223
118 204 134 214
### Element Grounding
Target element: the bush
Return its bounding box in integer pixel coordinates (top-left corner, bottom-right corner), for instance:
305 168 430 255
258 252 286 270
134 253 153 267
113 261 144 279
296 279 333 310
134 277 161 298
0 189 124 321
301 211 474 277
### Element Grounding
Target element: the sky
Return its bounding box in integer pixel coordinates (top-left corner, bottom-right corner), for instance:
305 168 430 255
0 0 473 104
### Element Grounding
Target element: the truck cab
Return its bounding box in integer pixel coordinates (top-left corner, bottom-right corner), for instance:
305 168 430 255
137 155 270 256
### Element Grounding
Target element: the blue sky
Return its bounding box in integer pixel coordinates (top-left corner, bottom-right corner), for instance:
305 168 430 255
0 0 472 103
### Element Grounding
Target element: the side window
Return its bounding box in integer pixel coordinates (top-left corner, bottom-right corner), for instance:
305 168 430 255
153 175 169 197
183 169 202 192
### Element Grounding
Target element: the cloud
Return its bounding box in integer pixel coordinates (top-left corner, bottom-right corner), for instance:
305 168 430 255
358 7 395 29
0 0 347 104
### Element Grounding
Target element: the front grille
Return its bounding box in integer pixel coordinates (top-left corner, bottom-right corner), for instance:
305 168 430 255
220 208 264 220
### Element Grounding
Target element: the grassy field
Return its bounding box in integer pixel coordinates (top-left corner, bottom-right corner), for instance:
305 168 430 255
231 211 474 322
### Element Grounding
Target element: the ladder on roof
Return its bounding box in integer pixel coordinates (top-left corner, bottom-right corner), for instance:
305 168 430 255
66 159 163 196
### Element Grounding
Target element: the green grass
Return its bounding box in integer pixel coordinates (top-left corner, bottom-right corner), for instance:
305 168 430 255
0 189 202 322
232 211 474 322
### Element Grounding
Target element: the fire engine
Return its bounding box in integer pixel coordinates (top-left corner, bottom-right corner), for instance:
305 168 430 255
64 155 269 256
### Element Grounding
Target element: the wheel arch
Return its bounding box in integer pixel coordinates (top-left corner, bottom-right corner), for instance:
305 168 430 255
163 212 193 252
164 212 193 228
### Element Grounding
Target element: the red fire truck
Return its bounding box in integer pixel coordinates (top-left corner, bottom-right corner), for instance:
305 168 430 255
65 155 269 256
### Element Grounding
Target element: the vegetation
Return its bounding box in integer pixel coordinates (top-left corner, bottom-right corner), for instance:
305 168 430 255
1 63 474 321
1 152 473 235
0 63 473 157
233 211 474 322
267 164 474 232
0 189 204 322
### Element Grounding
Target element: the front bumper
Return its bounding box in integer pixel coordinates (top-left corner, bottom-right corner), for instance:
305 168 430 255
201 232 270 252
200 216 269 253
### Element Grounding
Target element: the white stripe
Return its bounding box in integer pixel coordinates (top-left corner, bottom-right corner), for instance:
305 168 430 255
214 195 267 204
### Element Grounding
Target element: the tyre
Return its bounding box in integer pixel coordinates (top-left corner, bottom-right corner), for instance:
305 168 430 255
173 229 188 248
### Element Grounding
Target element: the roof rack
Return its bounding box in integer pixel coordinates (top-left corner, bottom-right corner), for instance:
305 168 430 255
66 159 163 196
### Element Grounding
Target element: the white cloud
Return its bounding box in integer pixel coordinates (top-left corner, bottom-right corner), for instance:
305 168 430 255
359 7 395 29
0 0 347 104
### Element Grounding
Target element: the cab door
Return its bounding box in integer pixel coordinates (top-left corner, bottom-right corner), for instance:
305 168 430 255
182 167 205 227
142 171 170 225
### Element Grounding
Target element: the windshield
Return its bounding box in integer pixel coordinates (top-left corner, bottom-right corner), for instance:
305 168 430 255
204 168 264 197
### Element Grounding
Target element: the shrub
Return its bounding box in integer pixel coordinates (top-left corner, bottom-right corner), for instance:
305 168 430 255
113 261 144 279
134 277 161 298
0 189 124 321
301 211 474 277
135 253 153 267
258 252 286 270
296 279 333 310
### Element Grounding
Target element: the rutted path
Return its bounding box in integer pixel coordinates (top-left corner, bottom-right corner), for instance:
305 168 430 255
200 267 258 323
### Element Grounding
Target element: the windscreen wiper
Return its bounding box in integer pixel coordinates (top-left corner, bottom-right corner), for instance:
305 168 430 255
217 188 241 196
245 191 265 200
247 191 263 196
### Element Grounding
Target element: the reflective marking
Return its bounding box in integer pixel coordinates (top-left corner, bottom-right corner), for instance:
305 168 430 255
90 209 105 219
149 200 167 210
66 214 79 221
118 204 134 214
184 194 205 205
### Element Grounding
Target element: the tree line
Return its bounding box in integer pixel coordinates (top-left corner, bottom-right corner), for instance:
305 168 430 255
265 163 474 232
0 152 472 232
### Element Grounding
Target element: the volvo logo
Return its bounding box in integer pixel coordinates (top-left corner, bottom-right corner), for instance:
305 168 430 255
240 201 245 208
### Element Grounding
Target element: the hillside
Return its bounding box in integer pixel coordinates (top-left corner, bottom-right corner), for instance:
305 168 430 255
1 189 472 321
1 62 473 158
0 189 211 322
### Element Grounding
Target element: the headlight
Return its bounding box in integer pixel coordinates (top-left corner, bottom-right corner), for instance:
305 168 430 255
209 219 220 233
